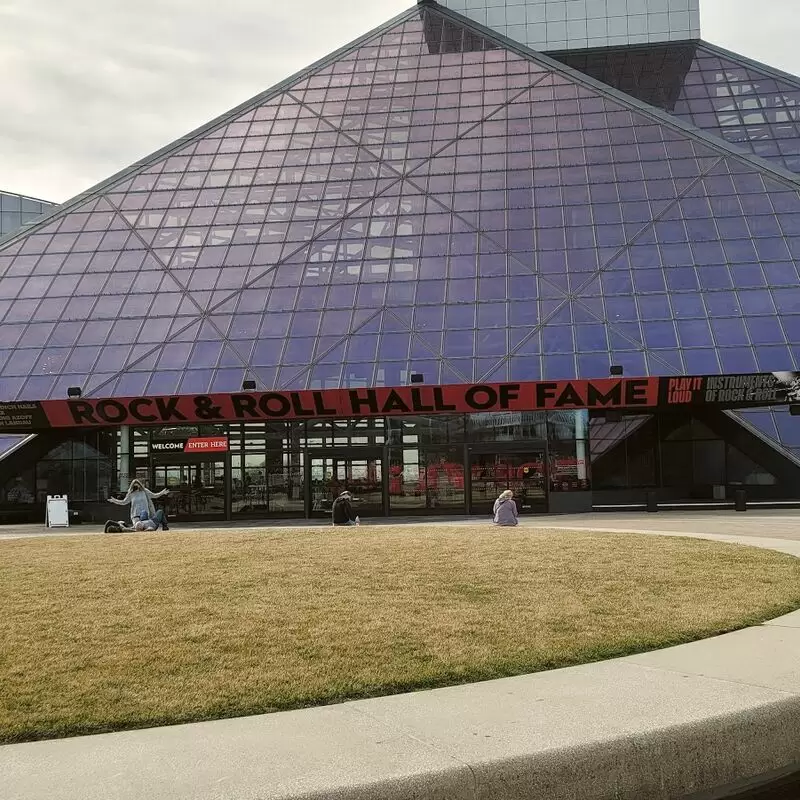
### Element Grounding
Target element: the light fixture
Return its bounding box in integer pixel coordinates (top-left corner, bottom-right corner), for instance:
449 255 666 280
609 365 624 377
242 380 256 391
410 373 424 384
67 386 82 398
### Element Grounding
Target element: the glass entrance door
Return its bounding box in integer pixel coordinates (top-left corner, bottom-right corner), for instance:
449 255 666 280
151 461 226 520
308 451 385 518
469 450 548 515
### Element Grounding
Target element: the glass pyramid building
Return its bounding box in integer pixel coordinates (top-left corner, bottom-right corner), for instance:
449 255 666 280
1 0 800 515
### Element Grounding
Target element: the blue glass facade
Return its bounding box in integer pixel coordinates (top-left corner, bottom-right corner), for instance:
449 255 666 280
1 3 800 505
554 42 800 175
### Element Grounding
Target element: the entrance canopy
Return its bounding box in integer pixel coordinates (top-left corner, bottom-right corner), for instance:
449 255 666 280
0 371 796 433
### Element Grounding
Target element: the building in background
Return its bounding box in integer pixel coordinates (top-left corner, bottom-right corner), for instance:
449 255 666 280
0 190 56 238
435 0 701 52
1 0 800 523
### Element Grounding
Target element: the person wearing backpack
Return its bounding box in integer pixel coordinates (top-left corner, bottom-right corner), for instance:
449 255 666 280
493 489 519 526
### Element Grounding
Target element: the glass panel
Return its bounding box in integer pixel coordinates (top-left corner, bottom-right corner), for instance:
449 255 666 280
726 443 778 486
1 468 35 505
554 42 800 175
29 432 116 503
387 415 465 446
231 452 304 517
469 451 547 514
389 447 465 514
153 461 226 519
309 453 384 518
467 411 547 442
590 414 657 490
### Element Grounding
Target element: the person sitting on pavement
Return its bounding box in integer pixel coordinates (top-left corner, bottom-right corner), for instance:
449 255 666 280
493 489 519 527
331 491 358 526
108 479 170 530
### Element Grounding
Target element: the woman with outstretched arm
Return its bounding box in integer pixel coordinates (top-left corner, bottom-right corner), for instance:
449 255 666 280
109 479 170 530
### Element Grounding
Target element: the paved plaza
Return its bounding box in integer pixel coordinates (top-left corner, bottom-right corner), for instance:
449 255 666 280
2 508 800 543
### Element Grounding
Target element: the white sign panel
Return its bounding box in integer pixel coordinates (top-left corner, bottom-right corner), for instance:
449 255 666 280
46 495 70 528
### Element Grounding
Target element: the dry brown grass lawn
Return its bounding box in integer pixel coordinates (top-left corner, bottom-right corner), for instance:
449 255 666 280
1 525 799 744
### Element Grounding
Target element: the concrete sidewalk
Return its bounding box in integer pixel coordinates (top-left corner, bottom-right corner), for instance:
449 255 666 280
2 521 800 799
547 509 800 543
2 508 800 541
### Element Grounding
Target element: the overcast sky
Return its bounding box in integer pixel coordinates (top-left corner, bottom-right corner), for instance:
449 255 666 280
0 0 797 204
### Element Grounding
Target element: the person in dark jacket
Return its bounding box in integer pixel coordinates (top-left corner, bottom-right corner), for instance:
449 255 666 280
332 491 357 526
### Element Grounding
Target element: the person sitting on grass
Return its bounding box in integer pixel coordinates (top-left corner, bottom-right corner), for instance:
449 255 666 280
331 491 358 527
108 479 170 530
103 516 162 534
103 519 132 534
493 489 519 527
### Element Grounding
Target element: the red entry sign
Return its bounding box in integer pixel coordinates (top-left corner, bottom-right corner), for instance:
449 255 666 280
184 437 228 453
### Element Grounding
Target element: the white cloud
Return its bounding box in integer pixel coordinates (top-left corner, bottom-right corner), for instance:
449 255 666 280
0 0 797 203
701 0 800 74
0 0 410 201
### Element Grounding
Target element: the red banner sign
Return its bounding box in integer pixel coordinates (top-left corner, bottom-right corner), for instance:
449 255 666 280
0 372 796 433
34 379 657 430
184 437 228 453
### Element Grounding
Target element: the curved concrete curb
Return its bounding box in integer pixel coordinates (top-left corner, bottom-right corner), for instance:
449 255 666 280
2 528 800 800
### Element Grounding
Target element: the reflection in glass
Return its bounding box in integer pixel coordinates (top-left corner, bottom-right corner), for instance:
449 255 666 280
232 452 304 516
303 418 385 448
2 469 35 505
548 441 591 493
469 451 547 514
467 411 547 442
590 414 656 490
31 431 116 504
387 415 465 446
389 447 465 514
152 461 226 518
309 454 384 517
553 42 800 174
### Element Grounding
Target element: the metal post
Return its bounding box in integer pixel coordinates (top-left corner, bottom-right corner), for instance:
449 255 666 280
381 444 390 518
463 442 471 516
575 410 588 487
224 438 233 521
117 426 131 491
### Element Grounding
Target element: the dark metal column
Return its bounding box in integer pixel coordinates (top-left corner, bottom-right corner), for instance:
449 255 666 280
223 445 233 521
463 442 471 515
